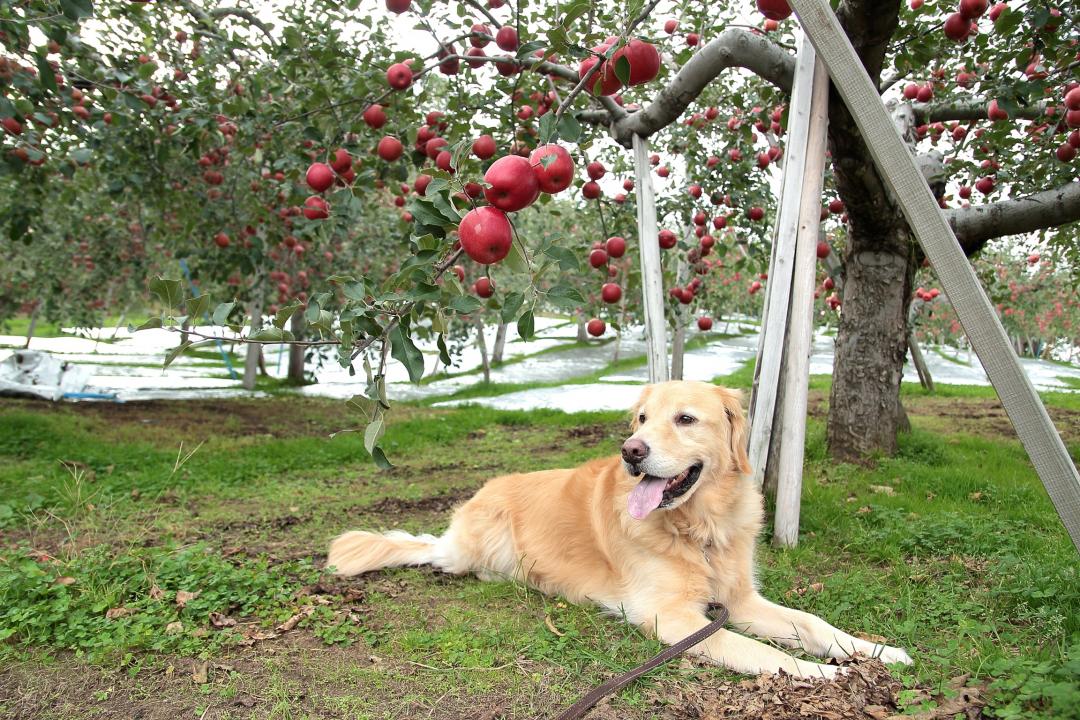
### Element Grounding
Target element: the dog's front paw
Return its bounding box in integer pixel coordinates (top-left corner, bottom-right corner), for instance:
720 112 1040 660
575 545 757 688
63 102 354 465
876 645 914 665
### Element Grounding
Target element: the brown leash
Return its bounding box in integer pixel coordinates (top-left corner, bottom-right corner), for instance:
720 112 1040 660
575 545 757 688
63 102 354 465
550 603 729 720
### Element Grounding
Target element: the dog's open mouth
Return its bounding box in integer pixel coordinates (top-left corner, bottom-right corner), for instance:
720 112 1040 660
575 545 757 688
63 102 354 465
627 462 703 520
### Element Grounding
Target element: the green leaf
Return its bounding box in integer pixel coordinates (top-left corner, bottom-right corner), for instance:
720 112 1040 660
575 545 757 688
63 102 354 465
248 327 289 342
371 446 393 469
538 112 557 144
437 334 451 365
131 317 162 332
59 0 94 21
547 284 585 309
449 295 482 314
503 237 530 274
542 245 579 271
212 302 235 326
185 294 211 321
556 113 581 143
406 282 441 302
613 55 631 86
517 309 535 341
500 291 524 324
363 416 385 454
163 341 192 369
389 324 425 383
518 40 546 57
36 52 57 95
149 277 183 308
273 300 304 329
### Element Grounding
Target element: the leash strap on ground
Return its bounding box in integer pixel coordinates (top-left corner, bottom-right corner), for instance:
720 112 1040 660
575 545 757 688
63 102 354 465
550 603 729 720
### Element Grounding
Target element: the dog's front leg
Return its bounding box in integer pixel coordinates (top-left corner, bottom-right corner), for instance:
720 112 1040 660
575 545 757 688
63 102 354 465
641 605 841 680
726 594 913 665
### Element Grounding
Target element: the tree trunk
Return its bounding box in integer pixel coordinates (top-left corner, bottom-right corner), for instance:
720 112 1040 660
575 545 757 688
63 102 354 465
671 322 686 380
180 317 190 347
475 317 490 383
576 314 587 343
827 240 916 460
908 332 934 392
492 322 507 364
287 312 306 384
243 300 263 391
824 0 915 462
23 303 39 349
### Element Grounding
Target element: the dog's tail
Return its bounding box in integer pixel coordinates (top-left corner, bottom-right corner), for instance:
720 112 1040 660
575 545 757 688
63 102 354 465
326 530 442 576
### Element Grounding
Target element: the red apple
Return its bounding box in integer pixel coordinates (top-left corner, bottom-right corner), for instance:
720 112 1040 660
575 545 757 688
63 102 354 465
612 39 661 86
474 276 494 298
213 232 230 248
587 161 606 180
748 206 765 221
386 62 413 90
663 19 678 34
959 0 987 19
658 229 677 249
377 136 404 161
306 163 335 192
473 134 497 160
987 98 1009 121
484 155 541 211
330 149 352 174
587 318 606 337
582 181 602 199
1065 87 1080 111
601 283 622 304
749 280 762 294
589 248 608 268
529 144 575 194
414 174 432 196
495 26 518 52
975 176 995 194
386 0 411 12
606 236 626 258
470 23 491 49
459 206 513 264
697 316 713 331
1056 143 1076 162
303 196 329 220
757 0 792 21
944 12 970 41
578 54 621 97
816 241 830 259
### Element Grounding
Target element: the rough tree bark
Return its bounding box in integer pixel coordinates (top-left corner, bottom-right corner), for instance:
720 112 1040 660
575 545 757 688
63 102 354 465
287 312 306 384
492 322 507 364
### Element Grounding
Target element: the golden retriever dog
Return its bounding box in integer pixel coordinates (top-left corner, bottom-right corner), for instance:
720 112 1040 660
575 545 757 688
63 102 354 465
327 381 913 678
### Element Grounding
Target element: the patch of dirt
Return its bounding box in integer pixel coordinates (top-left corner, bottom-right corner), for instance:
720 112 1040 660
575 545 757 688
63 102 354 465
588 659 985 720
358 486 478 520
562 423 616 447
1 397 350 441
806 391 1079 446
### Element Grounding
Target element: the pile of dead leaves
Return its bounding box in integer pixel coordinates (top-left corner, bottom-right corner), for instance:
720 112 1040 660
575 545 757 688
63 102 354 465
583 658 985 720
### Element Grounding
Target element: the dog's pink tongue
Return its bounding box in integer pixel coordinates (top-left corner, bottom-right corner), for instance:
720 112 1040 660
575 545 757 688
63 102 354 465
628 477 667 520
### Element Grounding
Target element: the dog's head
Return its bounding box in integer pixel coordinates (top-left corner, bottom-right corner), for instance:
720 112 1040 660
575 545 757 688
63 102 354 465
620 381 750 520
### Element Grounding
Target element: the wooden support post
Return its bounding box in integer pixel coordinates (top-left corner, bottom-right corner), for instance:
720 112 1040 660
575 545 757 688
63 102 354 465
632 134 669 383
791 0 1080 552
747 31 819 488
773 54 830 548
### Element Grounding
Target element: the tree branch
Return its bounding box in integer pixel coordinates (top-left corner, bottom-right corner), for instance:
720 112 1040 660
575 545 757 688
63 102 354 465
608 28 795 147
208 7 275 43
946 181 1080 255
912 98 1050 124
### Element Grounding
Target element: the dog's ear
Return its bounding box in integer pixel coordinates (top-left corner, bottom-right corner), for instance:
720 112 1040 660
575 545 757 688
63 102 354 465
629 384 654 430
716 387 751 475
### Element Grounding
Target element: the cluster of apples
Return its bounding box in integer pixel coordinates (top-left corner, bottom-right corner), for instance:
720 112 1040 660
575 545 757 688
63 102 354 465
459 143 575 265
578 38 661 97
303 149 357 221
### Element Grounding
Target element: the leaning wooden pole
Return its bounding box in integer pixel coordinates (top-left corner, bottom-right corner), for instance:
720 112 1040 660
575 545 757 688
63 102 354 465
632 134 669 383
747 30 819 488
773 53 831 548
791 0 1080 552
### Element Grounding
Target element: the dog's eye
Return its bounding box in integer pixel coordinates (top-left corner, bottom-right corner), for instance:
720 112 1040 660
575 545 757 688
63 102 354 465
638 413 646 424
676 414 697 426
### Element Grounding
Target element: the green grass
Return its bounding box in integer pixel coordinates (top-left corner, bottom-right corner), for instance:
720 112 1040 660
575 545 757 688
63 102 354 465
0 389 1077 719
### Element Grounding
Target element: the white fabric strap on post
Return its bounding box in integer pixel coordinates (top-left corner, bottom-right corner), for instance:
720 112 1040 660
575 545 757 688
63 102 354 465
632 133 670 383
789 0 1080 552
773 55 831 548
747 30 819 488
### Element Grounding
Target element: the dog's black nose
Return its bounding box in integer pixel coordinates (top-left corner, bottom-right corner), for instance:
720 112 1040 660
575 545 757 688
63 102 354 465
621 438 649 464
